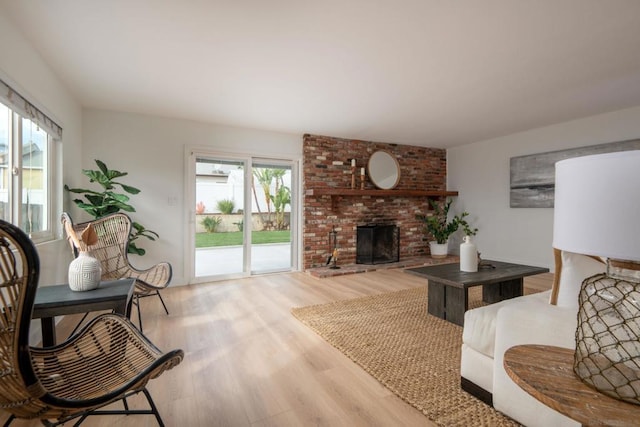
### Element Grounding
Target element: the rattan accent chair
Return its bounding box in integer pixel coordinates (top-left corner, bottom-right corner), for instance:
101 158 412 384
0 219 184 426
61 212 172 331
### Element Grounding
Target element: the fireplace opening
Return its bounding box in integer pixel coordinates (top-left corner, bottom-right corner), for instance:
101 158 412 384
356 224 400 264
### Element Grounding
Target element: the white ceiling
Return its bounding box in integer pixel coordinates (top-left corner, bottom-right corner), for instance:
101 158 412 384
3 1 640 148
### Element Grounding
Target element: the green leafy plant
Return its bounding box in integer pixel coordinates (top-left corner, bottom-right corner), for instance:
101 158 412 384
64 159 159 256
416 198 477 244
252 168 290 230
233 219 244 231
201 216 222 233
217 199 235 215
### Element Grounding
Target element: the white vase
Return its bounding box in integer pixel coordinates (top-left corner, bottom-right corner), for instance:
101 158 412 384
68 251 102 291
429 241 448 258
460 235 478 272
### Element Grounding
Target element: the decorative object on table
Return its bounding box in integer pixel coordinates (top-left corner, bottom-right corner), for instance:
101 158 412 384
460 235 478 272
416 198 477 259
367 150 400 190
64 159 159 256
68 252 102 291
553 150 640 405
477 253 495 269
64 221 101 291
328 226 340 269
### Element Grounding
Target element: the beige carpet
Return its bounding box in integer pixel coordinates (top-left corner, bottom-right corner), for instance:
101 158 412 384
292 286 521 427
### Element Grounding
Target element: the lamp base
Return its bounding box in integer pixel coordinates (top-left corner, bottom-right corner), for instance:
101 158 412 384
575 272 640 405
608 259 640 282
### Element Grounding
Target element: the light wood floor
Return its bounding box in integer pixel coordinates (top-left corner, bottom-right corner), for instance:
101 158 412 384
4 269 553 427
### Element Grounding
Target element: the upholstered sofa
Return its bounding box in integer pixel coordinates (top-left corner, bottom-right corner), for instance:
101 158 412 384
460 251 605 427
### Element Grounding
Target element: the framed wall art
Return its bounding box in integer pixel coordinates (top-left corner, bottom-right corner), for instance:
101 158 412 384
510 139 640 208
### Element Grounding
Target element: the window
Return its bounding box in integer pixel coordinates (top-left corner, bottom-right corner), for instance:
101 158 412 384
0 79 61 241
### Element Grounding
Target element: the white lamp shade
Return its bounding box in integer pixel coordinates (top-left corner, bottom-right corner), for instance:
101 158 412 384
552 150 640 261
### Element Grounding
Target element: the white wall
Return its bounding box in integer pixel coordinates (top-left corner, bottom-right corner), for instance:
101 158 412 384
6 1 640 279
82 109 302 285
0 11 83 286
447 105 640 270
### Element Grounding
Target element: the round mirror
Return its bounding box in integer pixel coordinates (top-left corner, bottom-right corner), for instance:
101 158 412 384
368 151 400 189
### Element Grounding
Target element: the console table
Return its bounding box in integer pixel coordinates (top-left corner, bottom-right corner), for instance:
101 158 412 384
504 344 640 426
33 279 135 346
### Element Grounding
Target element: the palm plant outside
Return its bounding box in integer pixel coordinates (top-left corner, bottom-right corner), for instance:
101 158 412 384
252 167 290 230
271 185 291 230
253 168 275 226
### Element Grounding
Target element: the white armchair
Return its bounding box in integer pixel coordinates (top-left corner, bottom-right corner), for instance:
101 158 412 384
460 250 605 426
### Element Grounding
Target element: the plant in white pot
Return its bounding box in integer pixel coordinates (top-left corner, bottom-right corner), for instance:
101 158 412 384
417 199 477 258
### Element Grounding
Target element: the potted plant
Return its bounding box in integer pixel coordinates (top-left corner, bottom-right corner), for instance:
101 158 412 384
417 198 477 258
64 159 159 256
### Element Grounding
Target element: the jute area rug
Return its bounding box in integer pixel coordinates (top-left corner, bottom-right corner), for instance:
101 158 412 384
292 286 523 427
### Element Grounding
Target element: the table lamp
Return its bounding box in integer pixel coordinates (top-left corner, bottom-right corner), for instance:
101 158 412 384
553 150 640 405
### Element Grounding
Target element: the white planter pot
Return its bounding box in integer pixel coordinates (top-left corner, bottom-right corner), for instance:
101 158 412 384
68 251 102 291
429 241 449 258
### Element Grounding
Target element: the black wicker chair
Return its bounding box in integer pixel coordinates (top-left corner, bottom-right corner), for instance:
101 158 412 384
0 219 183 426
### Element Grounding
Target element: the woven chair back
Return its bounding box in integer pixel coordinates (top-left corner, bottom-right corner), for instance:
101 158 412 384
62 213 133 281
0 220 49 418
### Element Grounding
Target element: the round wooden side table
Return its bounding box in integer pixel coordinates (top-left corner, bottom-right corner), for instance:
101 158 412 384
504 344 640 426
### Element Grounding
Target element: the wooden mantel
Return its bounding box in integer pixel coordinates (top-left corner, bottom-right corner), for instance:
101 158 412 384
305 188 458 197
305 188 459 210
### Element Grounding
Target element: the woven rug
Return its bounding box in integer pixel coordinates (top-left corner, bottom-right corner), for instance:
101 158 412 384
292 286 522 426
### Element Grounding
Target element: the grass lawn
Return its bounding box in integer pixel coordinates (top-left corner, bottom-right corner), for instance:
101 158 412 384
196 230 291 248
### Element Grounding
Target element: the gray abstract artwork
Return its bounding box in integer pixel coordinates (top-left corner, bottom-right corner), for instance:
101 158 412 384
510 139 640 208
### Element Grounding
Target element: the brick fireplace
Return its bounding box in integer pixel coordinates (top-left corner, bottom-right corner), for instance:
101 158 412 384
303 134 448 270
356 224 400 264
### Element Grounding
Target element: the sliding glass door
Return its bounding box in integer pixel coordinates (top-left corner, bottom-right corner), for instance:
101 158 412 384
250 160 294 274
189 150 297 282
193 156 246 277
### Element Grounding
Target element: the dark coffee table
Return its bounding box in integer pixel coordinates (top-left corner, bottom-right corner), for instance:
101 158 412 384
406 261 549 326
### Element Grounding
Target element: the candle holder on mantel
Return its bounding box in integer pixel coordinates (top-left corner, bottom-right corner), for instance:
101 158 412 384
327 227 340 269
360 167 366 190
351 166 356 189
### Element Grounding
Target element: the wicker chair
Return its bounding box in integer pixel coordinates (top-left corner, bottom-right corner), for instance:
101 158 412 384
61 212 172 331
0 219 184 426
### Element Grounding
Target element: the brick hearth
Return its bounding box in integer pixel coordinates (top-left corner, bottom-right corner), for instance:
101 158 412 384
306 255 459 278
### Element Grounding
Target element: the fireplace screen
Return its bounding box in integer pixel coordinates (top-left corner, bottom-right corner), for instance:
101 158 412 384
356 225 400 264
